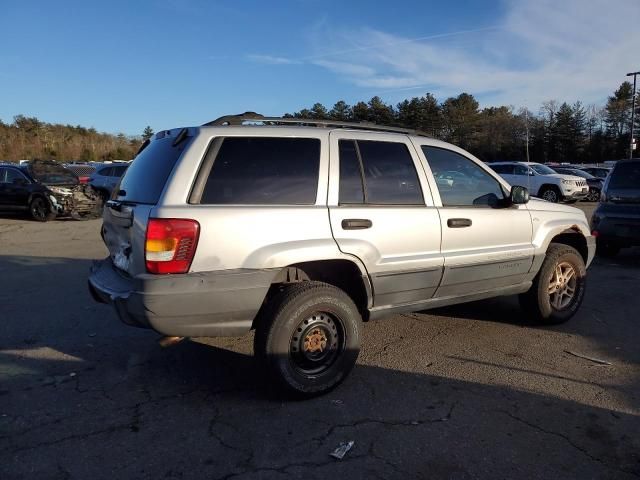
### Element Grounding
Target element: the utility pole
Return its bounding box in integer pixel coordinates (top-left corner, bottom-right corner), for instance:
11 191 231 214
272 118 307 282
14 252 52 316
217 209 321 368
627 70 640 159
525 109 530 163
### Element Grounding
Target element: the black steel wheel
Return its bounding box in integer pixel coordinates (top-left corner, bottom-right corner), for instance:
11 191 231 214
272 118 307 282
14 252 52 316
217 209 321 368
254 281 361 397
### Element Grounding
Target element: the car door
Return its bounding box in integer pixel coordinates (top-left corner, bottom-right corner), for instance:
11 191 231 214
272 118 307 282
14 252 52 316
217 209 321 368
4 168 32 208
416 144 534 297
0 168 8 207
327 131 443 308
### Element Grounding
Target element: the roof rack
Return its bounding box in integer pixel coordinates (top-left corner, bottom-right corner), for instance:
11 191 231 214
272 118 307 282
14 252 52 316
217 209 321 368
202 112 428 136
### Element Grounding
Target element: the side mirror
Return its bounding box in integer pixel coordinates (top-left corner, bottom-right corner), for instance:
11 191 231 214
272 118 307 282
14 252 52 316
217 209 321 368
510 185 529 205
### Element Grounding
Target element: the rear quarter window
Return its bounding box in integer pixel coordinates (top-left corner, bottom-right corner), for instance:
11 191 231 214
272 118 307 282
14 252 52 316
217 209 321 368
198 137 320 205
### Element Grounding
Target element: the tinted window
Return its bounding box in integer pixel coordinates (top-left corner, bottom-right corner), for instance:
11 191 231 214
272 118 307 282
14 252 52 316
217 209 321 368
5 168 28 184
200 137 320 205
490 164 514 174
338 140 364 204
98 167 112 176
514 164 530 176
0 168 6 183
357 140 423 205
422 146 505 207
112 165 128 177
609 162 640 189
117 135 191 204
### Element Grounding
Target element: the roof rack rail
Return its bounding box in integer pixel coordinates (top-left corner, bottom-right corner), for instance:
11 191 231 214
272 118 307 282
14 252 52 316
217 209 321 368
202 112 428 136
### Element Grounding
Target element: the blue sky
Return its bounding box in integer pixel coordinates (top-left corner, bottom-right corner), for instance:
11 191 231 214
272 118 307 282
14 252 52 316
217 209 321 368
2 0 639 135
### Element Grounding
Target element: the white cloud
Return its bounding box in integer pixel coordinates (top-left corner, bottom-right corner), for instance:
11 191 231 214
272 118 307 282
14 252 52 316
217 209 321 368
305 0 640 108
246 54 300 65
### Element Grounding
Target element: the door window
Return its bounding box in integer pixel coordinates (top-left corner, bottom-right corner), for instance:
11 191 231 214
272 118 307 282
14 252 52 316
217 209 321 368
338 139 423 205
422 146 505 207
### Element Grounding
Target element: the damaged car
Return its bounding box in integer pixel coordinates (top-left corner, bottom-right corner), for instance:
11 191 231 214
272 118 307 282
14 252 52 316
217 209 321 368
0 160 103 221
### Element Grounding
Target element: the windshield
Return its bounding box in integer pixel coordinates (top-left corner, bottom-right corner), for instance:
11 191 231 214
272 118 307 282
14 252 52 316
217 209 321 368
27 160 79 185
558 168 593 179
530 164 557 175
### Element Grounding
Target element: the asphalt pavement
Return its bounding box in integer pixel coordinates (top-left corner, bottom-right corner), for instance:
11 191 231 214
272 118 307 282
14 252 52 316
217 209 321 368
1 204 639 479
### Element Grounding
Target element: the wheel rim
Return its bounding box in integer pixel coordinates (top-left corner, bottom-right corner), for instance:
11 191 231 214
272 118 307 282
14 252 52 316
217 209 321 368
547 261 577 310
588 190 599 202
31 199 47 219
289 312 343 375
542 190 557 202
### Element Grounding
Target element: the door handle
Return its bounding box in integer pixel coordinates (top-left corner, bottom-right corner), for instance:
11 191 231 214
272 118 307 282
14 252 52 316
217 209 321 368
447 218 472 228
342 219 372 230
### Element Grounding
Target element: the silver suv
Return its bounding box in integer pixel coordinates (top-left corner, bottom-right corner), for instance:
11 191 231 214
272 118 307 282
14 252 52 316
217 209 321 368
88 114 596 396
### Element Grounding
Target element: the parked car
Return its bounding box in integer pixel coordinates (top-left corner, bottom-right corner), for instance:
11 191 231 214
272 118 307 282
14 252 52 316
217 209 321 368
88 164 129 199
0 160 102 221
590 160 640 257
551 167 602 202
579 166 611 179
64 163 97 184
88 115 595 396
488 161 589 203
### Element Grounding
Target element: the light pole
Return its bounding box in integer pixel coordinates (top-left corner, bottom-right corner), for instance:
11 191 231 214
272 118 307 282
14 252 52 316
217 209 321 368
627 70 640 159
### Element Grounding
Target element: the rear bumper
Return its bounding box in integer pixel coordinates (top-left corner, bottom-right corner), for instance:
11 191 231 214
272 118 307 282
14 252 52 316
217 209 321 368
88 258 276 337
594 218 640 246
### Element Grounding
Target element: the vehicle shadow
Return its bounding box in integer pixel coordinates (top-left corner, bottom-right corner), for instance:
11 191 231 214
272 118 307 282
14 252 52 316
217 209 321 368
1 254 639 479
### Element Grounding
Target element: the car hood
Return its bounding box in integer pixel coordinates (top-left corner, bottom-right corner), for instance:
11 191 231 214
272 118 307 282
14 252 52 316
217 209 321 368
546 173 584 182
527 197 584 213
26 160 79 186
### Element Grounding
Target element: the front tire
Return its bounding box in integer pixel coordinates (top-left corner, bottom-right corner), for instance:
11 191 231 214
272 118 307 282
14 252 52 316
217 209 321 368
540 186 561 203
586 188 600 202
29 197 55 222
519 243 586 324
254 281 362 398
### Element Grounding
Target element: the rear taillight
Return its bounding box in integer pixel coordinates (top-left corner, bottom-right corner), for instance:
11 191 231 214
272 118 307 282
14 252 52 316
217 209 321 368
145 219 200 274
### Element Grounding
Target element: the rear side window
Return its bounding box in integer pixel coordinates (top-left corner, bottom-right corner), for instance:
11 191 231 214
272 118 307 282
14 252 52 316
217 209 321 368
98 167 113 176
112 166 128 177
200 137 320 205
338 139 423 205
608 162 640 189
490 164 513 174
116 135 190 204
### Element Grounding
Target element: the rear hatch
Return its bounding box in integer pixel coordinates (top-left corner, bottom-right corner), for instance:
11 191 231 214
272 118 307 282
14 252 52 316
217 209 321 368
605 161 640 205
102 128 192 276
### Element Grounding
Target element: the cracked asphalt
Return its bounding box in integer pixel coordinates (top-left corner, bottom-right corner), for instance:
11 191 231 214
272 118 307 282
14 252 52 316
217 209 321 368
1 204 639 479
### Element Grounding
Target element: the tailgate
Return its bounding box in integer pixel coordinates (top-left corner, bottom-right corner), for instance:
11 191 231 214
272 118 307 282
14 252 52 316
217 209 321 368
101 128 193 276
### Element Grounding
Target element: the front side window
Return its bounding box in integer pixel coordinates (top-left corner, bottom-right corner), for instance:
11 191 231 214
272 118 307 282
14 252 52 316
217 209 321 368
200 137 320 205
514 164 530 176
338 139 423 205
3 168 28 184
422 146 506 207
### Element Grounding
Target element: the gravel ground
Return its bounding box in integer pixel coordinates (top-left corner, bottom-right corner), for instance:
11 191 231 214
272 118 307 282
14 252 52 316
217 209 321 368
1 204 639 480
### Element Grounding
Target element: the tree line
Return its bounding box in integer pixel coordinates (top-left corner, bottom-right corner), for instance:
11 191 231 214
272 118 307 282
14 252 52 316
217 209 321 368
1 81 635 163
284 81 636 163
0 116 155 163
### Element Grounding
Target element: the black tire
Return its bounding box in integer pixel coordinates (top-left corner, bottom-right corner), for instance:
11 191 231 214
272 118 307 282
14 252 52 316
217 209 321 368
29 197 55 222
539 186 561 203
586 188 600 202
596 241 619 258
519 243 586 325
254 281 362 398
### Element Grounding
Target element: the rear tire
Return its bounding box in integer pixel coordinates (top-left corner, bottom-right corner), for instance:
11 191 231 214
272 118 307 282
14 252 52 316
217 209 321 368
539 186 561 203
254 281 362 398
519 243 586 324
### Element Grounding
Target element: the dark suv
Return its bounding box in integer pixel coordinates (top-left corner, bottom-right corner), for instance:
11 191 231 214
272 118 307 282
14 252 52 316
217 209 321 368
591 160 640 257
0 161 102 221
